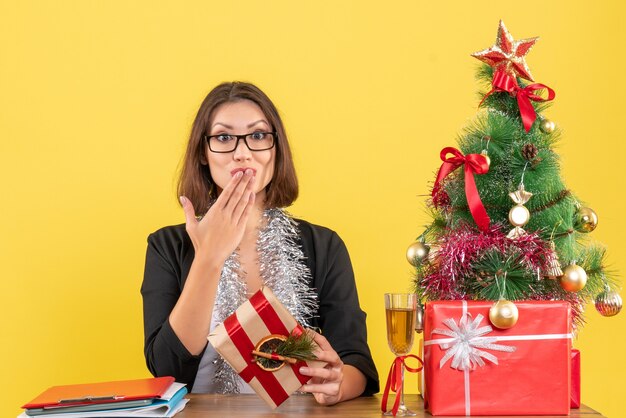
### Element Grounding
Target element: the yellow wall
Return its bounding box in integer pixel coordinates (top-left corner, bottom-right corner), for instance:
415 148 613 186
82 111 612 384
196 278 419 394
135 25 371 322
2 1 624 416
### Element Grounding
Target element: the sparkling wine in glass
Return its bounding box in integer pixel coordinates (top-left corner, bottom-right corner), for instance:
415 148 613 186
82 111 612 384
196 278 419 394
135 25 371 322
384 293 417 416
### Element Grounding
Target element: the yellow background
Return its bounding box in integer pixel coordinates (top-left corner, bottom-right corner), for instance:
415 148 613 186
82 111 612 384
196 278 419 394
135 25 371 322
1 1 624 417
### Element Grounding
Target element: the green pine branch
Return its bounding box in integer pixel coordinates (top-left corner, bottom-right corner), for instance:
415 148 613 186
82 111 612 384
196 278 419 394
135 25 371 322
255 332 318 370
468 248 536 300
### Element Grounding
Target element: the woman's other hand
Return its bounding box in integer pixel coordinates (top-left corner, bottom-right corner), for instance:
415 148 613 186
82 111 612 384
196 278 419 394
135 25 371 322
180 168 255 263
298 330 366 405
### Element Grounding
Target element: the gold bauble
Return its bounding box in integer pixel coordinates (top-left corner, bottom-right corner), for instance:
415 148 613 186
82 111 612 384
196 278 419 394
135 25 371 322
481 150 491 168
489 299 519 329
508 205 530 227
539 119 555 133
414 303 424 334
574 207 598 233
560 264 588 292
595 290 623 317
406 241 430 266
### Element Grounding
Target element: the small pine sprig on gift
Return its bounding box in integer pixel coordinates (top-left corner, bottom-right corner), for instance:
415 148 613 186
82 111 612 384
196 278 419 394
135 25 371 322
253 332 318 371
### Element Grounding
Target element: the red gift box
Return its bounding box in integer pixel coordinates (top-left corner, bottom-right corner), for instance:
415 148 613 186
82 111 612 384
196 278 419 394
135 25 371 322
571 349 580 408
208 287 325 409
423 300 571 416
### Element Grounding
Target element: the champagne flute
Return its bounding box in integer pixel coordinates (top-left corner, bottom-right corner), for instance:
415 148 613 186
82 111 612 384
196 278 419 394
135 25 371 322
384 293 417 416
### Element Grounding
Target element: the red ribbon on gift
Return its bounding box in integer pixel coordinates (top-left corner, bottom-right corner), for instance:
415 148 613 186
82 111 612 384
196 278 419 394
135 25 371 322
290 325 304 338
381 355 423 416
223 291 310 407
481 69 556 132
432 147 490 231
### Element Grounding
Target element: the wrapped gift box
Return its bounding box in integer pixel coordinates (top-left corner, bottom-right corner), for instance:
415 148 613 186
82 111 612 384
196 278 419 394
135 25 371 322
420 333 581 410
208 287 325 409
423 300 571 416
571 349 580 408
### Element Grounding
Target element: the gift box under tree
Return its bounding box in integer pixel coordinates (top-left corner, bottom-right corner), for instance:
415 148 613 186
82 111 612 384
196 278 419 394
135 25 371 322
423 300 571 416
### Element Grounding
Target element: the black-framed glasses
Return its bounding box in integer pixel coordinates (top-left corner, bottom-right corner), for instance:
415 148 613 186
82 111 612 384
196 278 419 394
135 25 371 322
203 131 276 153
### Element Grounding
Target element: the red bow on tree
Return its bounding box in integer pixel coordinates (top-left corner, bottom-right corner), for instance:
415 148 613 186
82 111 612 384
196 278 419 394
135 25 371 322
482 69 555 132
432 147 491 231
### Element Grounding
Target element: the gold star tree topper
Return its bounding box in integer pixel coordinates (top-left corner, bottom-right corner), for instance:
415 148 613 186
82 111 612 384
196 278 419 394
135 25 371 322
472 20 538 82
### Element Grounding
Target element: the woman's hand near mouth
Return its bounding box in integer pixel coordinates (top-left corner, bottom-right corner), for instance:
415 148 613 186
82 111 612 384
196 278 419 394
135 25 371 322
180 168 256 263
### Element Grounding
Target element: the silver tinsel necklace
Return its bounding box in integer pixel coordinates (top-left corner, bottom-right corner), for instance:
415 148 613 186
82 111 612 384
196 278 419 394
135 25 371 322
212 208 318 393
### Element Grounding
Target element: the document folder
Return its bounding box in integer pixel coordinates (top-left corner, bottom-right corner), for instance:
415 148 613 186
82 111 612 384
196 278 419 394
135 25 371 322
22 376 175 409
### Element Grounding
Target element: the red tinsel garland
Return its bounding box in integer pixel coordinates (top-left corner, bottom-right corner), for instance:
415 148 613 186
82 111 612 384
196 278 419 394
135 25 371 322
419 222 584 326
422 224 546 295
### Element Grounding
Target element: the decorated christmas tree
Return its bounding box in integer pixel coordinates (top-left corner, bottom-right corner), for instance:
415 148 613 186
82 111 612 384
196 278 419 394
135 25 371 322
410 21 622 330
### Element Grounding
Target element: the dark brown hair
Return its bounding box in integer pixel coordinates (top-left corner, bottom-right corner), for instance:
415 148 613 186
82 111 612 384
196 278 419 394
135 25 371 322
177 82 298 214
